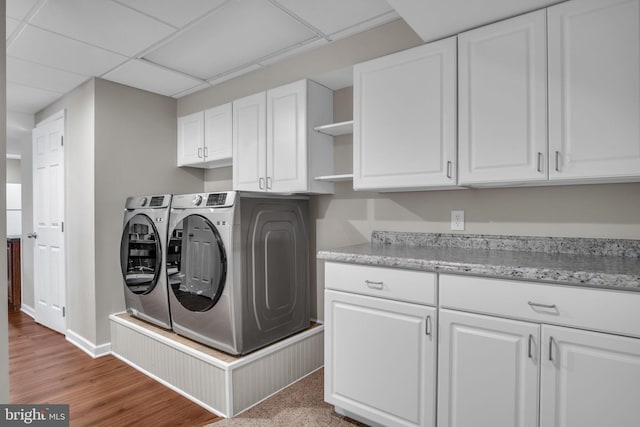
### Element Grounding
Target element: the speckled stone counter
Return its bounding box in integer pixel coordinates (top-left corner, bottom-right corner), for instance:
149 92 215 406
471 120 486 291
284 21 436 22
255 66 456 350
317 232 640 292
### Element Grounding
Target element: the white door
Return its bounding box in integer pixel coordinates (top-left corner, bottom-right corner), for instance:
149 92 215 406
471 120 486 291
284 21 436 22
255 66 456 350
325 289 436 427
353 36 457 191
540 325 640 427
437 309 539 427
32 114 66 335
458 10 548 185
233 92 266 191
548 0 640 180
177 111 204 167
267 80 307 193
203 103 232 168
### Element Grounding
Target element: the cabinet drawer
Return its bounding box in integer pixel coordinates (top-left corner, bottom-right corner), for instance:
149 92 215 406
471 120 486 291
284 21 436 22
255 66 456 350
440 274 640 338
325 262 436 306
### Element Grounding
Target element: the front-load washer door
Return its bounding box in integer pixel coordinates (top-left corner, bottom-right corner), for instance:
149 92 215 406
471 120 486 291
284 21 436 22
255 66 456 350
167 214 226 312
120 213 162 295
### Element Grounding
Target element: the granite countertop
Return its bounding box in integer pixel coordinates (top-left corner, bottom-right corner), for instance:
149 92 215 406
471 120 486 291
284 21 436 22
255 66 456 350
317 232 640 292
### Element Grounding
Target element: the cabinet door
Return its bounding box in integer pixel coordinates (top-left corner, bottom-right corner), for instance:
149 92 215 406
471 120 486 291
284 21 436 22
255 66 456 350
438 309 539 427
325 290 436 427
267 80 307 193
177 111 204 167
540 325 640 427
203 103 232 168
458 11 547 185
354 37 457 191
233 92 266 191
548 0 640 181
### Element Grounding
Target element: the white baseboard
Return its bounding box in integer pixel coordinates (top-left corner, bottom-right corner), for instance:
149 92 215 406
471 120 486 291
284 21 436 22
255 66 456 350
20 304 35 319
66 329 111 358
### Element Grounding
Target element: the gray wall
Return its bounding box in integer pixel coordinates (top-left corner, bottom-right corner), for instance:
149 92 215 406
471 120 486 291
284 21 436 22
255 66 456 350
178 20 640 322
93 78 203 345
1 0 8 403
34 78 204 348
6 159 20 183
36 79 98 343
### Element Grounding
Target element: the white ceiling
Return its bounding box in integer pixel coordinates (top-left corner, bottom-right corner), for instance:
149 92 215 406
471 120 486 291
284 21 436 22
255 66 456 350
5 0 567 157
5 0 399 156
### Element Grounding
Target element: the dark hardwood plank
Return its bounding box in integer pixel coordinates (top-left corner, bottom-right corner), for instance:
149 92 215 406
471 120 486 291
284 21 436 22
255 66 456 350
8 308 221 426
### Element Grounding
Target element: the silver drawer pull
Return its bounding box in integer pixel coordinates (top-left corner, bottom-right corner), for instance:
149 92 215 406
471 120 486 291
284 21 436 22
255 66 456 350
528 301 557 310
365 280 384 290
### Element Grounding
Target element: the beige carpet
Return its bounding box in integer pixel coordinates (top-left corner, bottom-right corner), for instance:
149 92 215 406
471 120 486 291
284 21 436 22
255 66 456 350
208 368 366 426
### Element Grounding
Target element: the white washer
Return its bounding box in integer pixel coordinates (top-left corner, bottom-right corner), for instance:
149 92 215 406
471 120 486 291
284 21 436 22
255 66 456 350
120 194 172 329
167 191 310 355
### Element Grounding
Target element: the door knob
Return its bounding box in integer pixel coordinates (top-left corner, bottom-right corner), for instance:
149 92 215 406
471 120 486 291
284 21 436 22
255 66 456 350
27 232 38 239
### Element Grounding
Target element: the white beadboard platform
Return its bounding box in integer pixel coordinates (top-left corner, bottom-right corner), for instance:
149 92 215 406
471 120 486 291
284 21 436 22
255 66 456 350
109 313 324 418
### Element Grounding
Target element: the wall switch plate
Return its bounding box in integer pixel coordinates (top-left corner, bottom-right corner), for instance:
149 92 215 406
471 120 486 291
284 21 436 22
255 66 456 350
451 210 465 231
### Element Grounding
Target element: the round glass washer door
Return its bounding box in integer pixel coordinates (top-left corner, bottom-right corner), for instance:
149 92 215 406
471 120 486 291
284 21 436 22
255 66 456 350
167 214 227 312
120 213 161 295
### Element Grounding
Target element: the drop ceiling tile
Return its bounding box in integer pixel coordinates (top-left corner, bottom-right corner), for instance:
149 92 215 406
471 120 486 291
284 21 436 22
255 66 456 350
30 0 176 56
172 82 211 98
102 59 206 97
7 56 89 93
274 0 395 36
6 17 21 40
8 25 128 76
207 64 262 86
6 0 39 20
257 38 329 67
328 11 399 41
7 82 62 114
145 0 317 79
115 0 228 28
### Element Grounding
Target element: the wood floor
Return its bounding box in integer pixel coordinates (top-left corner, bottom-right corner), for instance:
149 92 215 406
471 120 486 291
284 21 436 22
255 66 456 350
8 308 221 426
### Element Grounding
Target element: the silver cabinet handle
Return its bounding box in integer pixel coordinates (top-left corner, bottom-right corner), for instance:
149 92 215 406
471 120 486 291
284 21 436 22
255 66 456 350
555 151 560 172
425 315 432 336
446 161 453 179
204 146 208 158
364 280 383 290
266 176 272 190
528 334 534 359
549 336 555 361
198 147 203 158
259 177 265 189
528 301 557 310
27 232 38 239
537 152 543 173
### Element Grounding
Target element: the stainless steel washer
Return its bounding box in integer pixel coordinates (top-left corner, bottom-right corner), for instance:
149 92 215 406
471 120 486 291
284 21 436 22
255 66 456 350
120 194 172 329
167 191 310 355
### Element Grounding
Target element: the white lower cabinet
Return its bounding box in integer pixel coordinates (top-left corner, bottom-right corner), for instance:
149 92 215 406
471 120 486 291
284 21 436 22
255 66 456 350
437 309 539 427
540 325 640 427
324 263 437 427
439 274 640 427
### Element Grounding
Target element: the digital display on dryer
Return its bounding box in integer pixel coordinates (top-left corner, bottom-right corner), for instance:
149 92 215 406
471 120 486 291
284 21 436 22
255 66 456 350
206 193 226 206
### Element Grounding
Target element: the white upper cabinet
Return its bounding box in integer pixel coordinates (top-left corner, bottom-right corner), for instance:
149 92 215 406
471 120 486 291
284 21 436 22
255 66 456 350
177 111 204 166
548 0 640 181
233 92 267 191
354 37 457 191
233 79 334 194
177 103 232 168
458 10 548 186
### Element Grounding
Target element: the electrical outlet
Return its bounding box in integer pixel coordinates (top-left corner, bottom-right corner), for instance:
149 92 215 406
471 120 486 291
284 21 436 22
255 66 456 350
451 210 465 231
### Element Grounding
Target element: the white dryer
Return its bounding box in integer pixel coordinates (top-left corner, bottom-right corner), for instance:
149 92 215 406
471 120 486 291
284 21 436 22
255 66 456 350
120 194 172 329
167 191 310 355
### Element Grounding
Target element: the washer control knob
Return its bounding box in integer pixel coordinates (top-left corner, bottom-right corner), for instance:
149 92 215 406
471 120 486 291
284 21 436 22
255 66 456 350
193 195 203 206
140 197 148 207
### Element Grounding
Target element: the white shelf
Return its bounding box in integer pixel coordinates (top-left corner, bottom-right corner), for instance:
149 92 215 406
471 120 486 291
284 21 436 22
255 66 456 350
314 174 354 182
313 120 353 136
